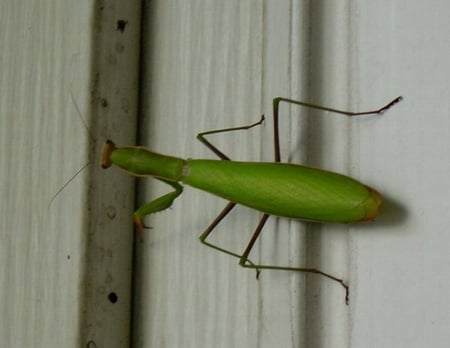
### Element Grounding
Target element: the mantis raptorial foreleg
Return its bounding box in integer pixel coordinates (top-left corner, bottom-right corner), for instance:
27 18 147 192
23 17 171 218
132 179 183 241
102 140 184 240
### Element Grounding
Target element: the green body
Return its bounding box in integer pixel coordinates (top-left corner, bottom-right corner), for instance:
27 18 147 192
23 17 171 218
101 95 402 301
109 146 381 223
184 160 380 222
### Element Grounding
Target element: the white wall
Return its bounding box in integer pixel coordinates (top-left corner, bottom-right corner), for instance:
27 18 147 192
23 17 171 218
2 1 450 347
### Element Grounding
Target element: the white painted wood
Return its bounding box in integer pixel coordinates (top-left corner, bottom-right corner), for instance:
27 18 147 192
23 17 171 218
5 0 441 347
135 0 450 347
0 1 141 347
350 1 450 347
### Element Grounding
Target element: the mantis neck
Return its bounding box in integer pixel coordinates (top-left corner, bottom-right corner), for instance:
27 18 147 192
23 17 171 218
110 145 186 181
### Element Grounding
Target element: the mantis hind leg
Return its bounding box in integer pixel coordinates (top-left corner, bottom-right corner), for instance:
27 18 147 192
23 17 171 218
238 214 349 304
271 96 402 161
198 202 261 276
199 210 349 303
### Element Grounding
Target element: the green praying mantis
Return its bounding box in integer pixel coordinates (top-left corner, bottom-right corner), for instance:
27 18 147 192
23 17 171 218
101 95 402 302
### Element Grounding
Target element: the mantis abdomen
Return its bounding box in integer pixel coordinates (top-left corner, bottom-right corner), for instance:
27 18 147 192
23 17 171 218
183 159 381 223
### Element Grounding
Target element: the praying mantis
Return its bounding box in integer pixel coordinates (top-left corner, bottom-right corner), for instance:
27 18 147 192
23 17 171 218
102 96 402 302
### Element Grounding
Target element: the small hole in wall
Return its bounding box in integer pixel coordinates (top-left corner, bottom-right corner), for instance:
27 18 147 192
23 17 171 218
108 292 118 304
117 20 128 33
